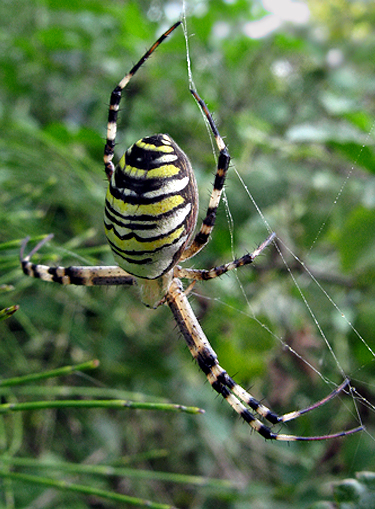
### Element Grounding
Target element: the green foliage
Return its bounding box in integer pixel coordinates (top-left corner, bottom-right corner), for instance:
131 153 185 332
1 0 375 508
333 471 375 508
309 471 375 509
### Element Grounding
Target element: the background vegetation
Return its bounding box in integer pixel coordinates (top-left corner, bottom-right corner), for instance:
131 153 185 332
1 0 375 507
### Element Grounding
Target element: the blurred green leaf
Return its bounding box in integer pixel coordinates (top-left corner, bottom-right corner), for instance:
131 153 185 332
333 472 375 508
336 206 375 273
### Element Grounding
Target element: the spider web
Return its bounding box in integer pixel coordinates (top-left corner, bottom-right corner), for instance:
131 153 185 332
179 1 375 439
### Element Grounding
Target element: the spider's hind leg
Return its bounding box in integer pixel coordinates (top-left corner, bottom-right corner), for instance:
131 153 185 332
180 90 231 261
175 232 276 281
20 235 136 287
104 21 181 179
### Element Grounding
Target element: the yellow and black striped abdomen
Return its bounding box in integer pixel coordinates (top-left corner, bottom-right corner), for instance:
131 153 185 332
104 134 198 280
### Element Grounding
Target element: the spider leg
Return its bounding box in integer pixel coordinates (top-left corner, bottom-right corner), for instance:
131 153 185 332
20 236 136 286
175 232 275 280
104 21 181 179
166 278 363 441
180 90 231 261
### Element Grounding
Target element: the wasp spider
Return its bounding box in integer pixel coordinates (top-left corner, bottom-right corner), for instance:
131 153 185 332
21 22 363 441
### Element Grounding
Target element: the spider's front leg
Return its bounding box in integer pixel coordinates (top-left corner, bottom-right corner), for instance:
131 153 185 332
166 278 363 441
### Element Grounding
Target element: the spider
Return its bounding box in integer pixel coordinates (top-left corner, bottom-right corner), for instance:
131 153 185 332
21 21 363 441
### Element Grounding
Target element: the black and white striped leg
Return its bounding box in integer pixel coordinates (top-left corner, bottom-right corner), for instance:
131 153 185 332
20 236 136 287
104 22 181 179
166 278 363 441
175 232 276 281
181 90 231 261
